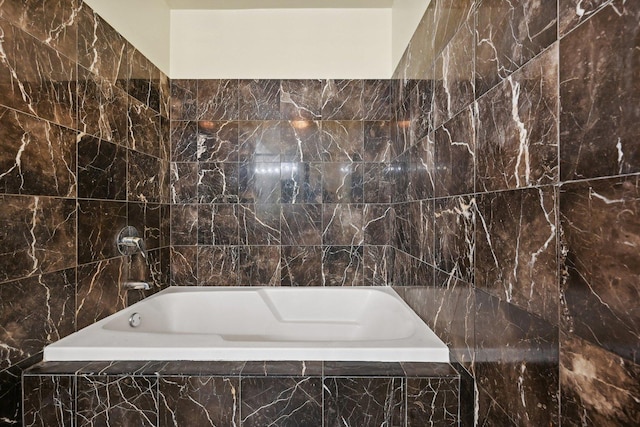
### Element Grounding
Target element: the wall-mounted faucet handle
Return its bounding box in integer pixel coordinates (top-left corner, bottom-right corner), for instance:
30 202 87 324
123 281 151 291
116 226 147 258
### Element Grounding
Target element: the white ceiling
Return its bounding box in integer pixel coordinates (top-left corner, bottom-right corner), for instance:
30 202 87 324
167 0 394 9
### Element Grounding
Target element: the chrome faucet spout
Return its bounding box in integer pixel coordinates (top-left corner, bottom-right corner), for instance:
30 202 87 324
123 281 150 291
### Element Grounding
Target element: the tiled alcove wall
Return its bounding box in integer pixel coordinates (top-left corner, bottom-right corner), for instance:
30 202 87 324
169 79 396 287
391 0 640 425
0 1 171 422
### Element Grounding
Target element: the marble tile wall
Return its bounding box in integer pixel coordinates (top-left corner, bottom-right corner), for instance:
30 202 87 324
392 0 640 425
0 1 170 423
169 79 395 287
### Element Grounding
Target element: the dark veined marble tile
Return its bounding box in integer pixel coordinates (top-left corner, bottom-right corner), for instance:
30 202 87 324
475 0 557 96
432 16 474 129
363 163 393 204
363 121 392 163
238 245 280 286
76 257 126 329
127 248 165 303
198 162 239 203
280 79 322 120
321 245 364 287
324 377 404 427
170 245 197 286
77 135 126 200
407 378 460 426
242 361 323 376
0 106 76 197
77 5 127 86
280 162 323 204
128 202 162 250
559 2 640 180
394 202 411 254
434 106 475 197
434 196 475 284
0 0 80 61
77 65 129 147
392 158 410 204
170 162 198 204
128 97 162 158
410 79 434 145
238 204 281 245
408 134 435 201
322 204 364 246
0 269 74 370
475 290 559 427
197 79 238 121
559 0 619 37
77 376 158 427
160 377 240 427
238 163 282 204
320 121 364 162
126 46 160 112
363 245 394 286
324 362 404 377
401 362 460 377
281 245 323 286
281 204 321 246
198 120 238 162
321 79 365 120
197 246 240 287
560 331 640 426
477 44 559 192
560 176 640 362
22 375 74 427
159 72 171 119
0 195 76 281
322 163 363 203
170 79 197 121
0 355 42 426
170 204 197 246
363 204 394 246
241 377 322 427
392 250 435 287
477 384 518 426
238 121 281 162
281 120 323 162
477 188 558 323
128 150 163 203
363 80 392 121
0 20 77 128
239 79 280 120
198 204 239 245
408 200 434 264
170 120 198 162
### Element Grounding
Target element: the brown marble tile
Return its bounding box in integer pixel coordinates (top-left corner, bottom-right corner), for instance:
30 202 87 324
0 269 74 370
170 245 197 286
475 290 559 426
238 204 280 245
0 195 76 281
198 120 238 162
199 162 239 203
242 361 323 376
77 134 126 199
407 378 460 426
23 375 74 427
77 376 158 426
408 200 434 263
363 79 392 120
477 44 559 192
364 204 394 246
477 188 558 323
281 245 322 286
322 204 363 246
242 377 321 427
128 202 163 250
239 79 280 120
77 65 129 147
170 79 197 121
169 162 198 204
159 377 240 427
409 80 434 145
434 196 475 283
475 0 557 96
197 245 239 287
238 245 280 286
76 257 126 329
125 46 160 112
408 134 435 201
559 2 640 180
321 79 364 120
280 79 322 120
320 120 364 162
560 176 640 362
324 377 404 426
280 120 323 162
128 97 161 158
394 202 411 253
392 250 435 287
281 204 321 246
434 106 476 197
0 106 76 197
280 162 323 204
559 0 620 36
560 332 640 426
198 204 239 246
238 121 281 162
322 162 363 203
363 121 392 163
197 79 238 121
364 245 394 286
128 150 163 203
432 17 474 129
321 245 364 287
0 20 77 128
170 204 197 246
170 120 198 162
363 163 392 203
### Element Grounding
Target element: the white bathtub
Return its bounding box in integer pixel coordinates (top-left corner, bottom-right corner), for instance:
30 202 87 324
44 286 449 362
